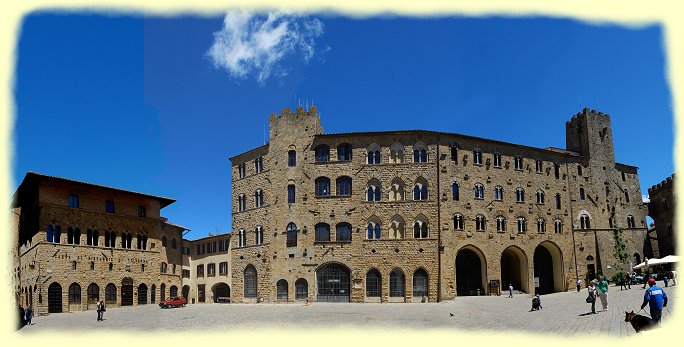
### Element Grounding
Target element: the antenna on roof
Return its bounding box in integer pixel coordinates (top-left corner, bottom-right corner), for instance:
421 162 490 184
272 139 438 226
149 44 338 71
263 123 266 145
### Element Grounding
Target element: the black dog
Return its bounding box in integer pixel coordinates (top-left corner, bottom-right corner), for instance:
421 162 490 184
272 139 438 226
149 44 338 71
625 311 659 333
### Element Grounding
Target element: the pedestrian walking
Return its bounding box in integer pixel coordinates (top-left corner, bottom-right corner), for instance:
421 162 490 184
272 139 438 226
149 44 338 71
25 305 33 325
671 270 677 286
641 278 668 323
536 294 542 309
597 276 608 310
97 300 106 321
620 275 627 290
508 284 513 298
587 281 598 314
664 276 669 287
576 279 582 292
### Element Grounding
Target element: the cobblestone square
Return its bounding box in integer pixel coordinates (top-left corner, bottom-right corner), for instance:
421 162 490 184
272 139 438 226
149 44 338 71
18 281 678 337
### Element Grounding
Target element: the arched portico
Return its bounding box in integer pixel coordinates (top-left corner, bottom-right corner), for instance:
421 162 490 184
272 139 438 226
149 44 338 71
316 262 351 302
533 241 564 294
455 245 487 296
501 246 529 293
211 282 230 303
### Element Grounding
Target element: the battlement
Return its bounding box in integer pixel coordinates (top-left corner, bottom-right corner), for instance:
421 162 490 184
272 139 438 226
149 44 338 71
268 105 323 142
648 173 675 194
566 108 611 125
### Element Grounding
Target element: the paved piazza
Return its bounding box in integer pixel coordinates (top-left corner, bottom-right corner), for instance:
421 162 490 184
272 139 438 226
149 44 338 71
18 281 678 336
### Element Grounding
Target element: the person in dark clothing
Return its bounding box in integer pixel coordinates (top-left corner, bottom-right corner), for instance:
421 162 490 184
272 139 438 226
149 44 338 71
25 306 33 325
641 278 668 323
97 300 106 321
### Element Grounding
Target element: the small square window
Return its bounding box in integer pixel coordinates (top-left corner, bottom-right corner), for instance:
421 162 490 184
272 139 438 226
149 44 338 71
138 206 146 218
68 194 79 208
105 200 115 213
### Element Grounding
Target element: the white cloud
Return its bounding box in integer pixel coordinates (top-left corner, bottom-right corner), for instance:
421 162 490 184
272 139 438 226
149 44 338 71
207 10 325 83
642 195 650 203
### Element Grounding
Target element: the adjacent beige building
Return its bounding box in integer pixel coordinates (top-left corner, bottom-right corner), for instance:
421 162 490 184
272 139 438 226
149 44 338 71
181 233 232 304
229 106 649 303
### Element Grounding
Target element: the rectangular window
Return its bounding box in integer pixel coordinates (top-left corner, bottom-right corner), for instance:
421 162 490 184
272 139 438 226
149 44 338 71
105 200 115 213
535 160 543 173
288 185 296 203
493 153 501 168
138 206 146 218
207 263 215 276
68 194 79 208
198 284 206 303
197 264 204 278
255 157 263 173
515 157 523 170
288 150 296 166
255 227 263 245
182 269 190 278
219 262 228 275
554 163 560 179
451 146 458 162
238 163 246 179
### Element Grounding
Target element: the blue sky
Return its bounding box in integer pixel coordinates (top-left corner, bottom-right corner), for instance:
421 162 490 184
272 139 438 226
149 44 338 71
14 12 673 240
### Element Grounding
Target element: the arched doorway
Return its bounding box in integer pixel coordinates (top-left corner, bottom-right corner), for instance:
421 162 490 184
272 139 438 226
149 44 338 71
295 278 308 300
151 284 156 303
48 282 62 313
121 278 133 306
456 246 486 296
182 285 190 300
138 284 148 305
211 283 230 303
501 246 529 293
533 242 563 295
276 279 288 301
170 285 178 297
316 263 351 302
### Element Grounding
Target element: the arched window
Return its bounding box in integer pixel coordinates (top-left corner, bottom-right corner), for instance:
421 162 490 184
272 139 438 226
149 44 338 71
389 178 405 201
475 215 486 231
315 177 330 197
367 144 381 164
514 156 523 170
160 262 168 274
255 226 264 245
254 157 263 173
389 216 405 239
169 285 178 297
578 165 583 176
452 182 460 201
555 194 561 209
367 179 381 201
554 219 562 233
493 153 502 168
389 143 404 163
366 269 381 298
474 184 484 199
315 223 330 242
413 269 428 298
336 223 352 242
537 218 546 233
238 229 246 247
473 149 482 165
517 217 527 233
554 163 560 179
625 191 630 203
516 188 525 203
105 283 117 304
286 223 297 247
536 190 545 204
171 238 177 249
453 214 464 230
109 231 116 248
47 224 61 243
276 279 288 301
255 189 264 207
413 143 427 163
337 143 352 161
496 216 506 232
295 278 308 300
535 159 543 173
238 194 246 211
315 145 330 162
367 220 381 240
87 283 99 303
244 265 257 298
162 236 167 247
67 226 75 244
413 179 428 200
580 214 591 229
389 269 405 297
288 150 296 167
160 283 166 300
336 176 352 196
87 229 94 246
288 184 296 203
579 187 586 200
494 186 503 201
627 215 635 228
413 218 428 239
69 283 81 304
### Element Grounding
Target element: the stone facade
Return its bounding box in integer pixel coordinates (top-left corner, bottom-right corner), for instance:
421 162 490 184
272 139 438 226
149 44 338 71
648 174 676 257
229 106 649 303
181 233 232 304
12 173 186 315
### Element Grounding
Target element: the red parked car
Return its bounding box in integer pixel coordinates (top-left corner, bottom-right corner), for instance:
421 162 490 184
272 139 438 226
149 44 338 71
159 296 187 308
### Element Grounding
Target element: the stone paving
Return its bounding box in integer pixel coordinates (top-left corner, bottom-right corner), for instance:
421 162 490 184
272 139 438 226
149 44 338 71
17 281 679 337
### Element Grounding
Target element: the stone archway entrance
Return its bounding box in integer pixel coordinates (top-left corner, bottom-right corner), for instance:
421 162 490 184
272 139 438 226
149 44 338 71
121 278 133 306
211 283 230 303
455 246 486 296
182 285 190 300
138 284 148 305
48 282 62 313
534 241 564 294
501 246 529 293
316 263 351 302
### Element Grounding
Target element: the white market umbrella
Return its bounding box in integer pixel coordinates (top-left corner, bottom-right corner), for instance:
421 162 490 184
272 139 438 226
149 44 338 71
659 255 679 264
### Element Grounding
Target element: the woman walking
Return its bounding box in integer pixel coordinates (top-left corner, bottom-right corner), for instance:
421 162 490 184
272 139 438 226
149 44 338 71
587 280 598 314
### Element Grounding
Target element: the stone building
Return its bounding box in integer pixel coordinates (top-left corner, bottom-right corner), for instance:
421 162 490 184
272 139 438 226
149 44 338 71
229 106 649 303
648 174 676 257
181 233 232 304
12 172 186 315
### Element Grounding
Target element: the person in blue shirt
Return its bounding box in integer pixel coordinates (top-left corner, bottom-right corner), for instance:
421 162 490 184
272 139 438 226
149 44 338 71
641 278 668 322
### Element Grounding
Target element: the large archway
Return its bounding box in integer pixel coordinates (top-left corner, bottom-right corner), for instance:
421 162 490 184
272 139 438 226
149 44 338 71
211 283 230 303
501 246 529 293
533 241 564 295
121 278 134 306
455 246 487 296
48 282 62 313
138 284 148 305
316 263 351 302
182 285 190 300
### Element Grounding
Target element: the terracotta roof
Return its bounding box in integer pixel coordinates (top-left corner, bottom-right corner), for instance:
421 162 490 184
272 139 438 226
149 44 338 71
15 172 176 208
